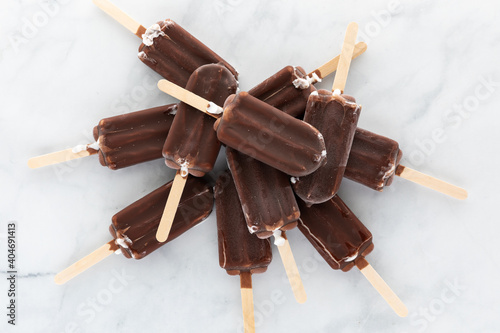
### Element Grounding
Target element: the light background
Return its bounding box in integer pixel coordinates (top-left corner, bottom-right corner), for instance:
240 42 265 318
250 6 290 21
0 0 499 332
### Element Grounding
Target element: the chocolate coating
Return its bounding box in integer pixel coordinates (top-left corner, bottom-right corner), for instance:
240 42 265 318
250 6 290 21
226 147 299 239
297 195 373 272
215 171 272 276
345 128 403 191
163 64 238 177
214 92 326 177
293 91 361 205
110 177 213 259
138 20 238 87
93 105 176 170
248 66 316 118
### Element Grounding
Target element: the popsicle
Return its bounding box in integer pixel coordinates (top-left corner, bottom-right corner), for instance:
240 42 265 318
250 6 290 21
155 63 238 243
226 147 300 239
28 104 176 169
297 195 408 317
226 148 307 303
54 177 213 284
344 128 468 199
93 0 238 87
345 128 402 191
215 171 272 333
293 22 361 205
157 81 327 178
248 42 367 118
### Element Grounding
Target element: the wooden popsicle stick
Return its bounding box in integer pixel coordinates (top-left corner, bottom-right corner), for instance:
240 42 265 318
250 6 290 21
396 165 468 200
156 170 188 242
54 240 119 285
276 232 307 304
157 80 221 119
240 272 256 333
309 42 367 79
332 22 359 93
28 147 97 169
92 0 146 38
355 258 408 317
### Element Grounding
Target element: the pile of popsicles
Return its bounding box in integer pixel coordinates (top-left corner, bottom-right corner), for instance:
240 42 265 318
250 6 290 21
29 0 468 331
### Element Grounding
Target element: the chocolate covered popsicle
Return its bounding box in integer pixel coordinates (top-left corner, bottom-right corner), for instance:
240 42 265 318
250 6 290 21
297 196 408 317
344 128 468 199
155 63 238 243
292 92 361 205
216 171 272 275
55 177 213 284
226 147 299 239
293 23 361 205
163 64 238 177
215 92 327 177
248 66 315 118
28 104 176 169
157 81 327 178
93 0 237 87
138 20 238 87
111 177 213 259
345 128 402 191
248 42 367 118
215 171 272 332
226 148 307 303
297 196 373 272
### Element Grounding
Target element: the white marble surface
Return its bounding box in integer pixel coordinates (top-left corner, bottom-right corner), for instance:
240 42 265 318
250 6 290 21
1 0 499 332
